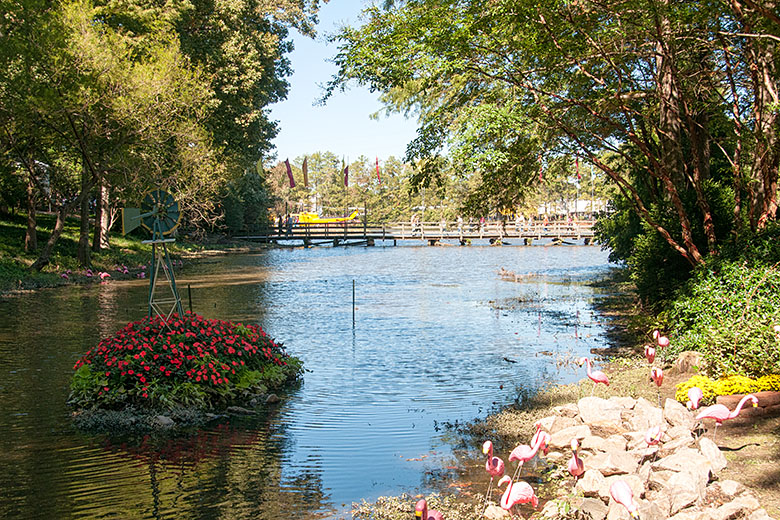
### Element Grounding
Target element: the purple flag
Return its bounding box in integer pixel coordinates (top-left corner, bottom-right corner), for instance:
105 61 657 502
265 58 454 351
284 158 295 188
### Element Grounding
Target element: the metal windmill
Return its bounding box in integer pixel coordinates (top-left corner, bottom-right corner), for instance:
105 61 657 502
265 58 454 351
122 189 184 321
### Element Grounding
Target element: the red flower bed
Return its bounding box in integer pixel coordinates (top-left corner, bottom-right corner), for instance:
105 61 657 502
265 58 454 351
69 312 302 410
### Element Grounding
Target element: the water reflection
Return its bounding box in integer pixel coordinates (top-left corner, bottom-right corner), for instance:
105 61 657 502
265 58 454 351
0 243 614 518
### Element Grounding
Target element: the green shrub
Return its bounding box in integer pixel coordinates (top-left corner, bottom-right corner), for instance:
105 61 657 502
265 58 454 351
660 260 780 378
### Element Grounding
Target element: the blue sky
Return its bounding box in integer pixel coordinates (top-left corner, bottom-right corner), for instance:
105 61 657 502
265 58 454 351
268 1 419 165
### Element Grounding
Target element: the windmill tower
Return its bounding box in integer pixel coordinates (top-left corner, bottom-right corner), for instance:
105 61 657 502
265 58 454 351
122 189 184 321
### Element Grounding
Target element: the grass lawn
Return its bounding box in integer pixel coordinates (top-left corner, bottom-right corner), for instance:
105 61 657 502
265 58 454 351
0 211 193 293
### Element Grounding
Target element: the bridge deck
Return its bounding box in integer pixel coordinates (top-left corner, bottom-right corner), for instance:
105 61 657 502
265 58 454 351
238 220 596 246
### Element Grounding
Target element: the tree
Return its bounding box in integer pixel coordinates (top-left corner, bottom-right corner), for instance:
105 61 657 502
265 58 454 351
328 0 779 270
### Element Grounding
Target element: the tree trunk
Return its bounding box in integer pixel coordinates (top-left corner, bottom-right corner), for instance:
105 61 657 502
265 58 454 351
30 204 70 271
24 178 37 252
92 178 110 251
77 164 91 266
654 20 706 265
684 106 719 253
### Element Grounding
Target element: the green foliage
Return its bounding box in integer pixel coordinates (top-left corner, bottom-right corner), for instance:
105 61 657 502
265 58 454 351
660 261 780 378
596 179 736 303
221 172 274 233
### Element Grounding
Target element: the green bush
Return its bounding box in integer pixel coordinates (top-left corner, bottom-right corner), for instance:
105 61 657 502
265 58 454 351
660 260 780 378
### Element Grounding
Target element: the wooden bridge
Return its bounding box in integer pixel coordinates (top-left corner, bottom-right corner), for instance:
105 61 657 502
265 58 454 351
237 220 597 247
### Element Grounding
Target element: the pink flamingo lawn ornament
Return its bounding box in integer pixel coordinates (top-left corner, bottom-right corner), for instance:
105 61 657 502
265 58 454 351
686 386 703 410
529 422 551 456
578 357 609 395
497 476 538 515
567 439 584 481
696 394 758 442
508 426 549 482
644 344 656 364
482 441 505 508
610 480 639 519
650 367 663 406
645 425 663 446
414 499 443 520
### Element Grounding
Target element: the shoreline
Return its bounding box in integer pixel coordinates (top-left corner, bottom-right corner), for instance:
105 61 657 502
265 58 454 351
351 273 780 519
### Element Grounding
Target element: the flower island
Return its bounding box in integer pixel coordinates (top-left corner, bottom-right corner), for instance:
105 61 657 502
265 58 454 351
68 312 303 432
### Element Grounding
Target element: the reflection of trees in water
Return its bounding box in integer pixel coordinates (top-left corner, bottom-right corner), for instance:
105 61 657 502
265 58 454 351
86 413 332 519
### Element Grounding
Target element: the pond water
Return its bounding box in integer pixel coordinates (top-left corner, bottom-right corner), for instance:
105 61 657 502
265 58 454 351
0 242 618 519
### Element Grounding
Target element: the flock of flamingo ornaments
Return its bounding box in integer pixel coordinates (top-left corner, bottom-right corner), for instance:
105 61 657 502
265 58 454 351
414 330 761 520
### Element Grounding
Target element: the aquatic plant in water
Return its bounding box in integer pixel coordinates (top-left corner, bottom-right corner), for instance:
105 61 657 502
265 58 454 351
69 312 302 410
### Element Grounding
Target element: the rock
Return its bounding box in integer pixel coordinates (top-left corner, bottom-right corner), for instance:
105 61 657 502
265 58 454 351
714 495 762 520
576 498 609 520
667 425 696 440
647 469 676 491
575 469 606 497
550 416 581 434
717 480 744 498
579 397 624 426
628 397 664 432
590 423 629 438
582 434 628 453
625 431 647 450
546 451 565 463
265 393 280 404
698 437 727 474
645 489 672 517
674 351 704 373
554 403 581 418
585 450 640 476
665 398 696 429
668 470 702 514
638 498 668 520
608 396 638 409
483 504 510 519
550 424 592 449
153 415 174 428
538 416 557 432
747 509 773 520
638 460 652 483
668 511 708 520
227 405 254 415
658 433 696 456
540 499 568 518
653 447 712 478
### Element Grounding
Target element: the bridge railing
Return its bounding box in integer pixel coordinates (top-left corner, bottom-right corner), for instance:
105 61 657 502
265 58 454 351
244 219 595 241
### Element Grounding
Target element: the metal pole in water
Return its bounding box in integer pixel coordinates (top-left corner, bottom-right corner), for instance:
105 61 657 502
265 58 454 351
188 284 193 313
352 279 356 328
575 309 579 339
